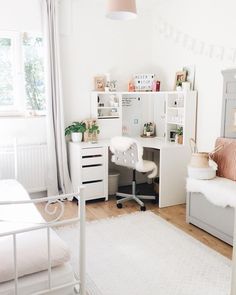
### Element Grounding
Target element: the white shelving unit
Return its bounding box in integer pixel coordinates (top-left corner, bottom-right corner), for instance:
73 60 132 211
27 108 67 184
165 91 197 144
91 92 123 139
91 91 197 145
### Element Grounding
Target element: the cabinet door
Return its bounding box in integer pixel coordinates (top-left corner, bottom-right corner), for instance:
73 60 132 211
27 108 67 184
223 99 236 138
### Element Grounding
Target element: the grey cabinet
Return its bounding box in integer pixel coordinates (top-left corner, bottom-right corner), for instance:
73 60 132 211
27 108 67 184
221 69 236 138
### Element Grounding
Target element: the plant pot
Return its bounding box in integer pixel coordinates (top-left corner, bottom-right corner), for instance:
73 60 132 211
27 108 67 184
71 132 82 142
176 86 182 91
91 131 98 143
175 134 183 144
146 132 151 137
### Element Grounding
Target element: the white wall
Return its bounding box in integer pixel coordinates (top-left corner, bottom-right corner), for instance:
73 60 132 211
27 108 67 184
60 0 236 150
0 0 42 32
60 0 153 125
150 0 236 150
0 117 46 144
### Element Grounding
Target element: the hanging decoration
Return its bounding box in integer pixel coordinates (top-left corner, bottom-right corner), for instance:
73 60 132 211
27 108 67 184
154 17 236 65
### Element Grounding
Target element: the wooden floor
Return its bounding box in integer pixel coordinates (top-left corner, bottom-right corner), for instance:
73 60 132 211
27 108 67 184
38 196 233 259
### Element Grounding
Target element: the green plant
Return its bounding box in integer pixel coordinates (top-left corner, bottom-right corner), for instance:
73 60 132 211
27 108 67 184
176 126 183 136
88 121 100 134
65 121 86 136
176 80 182 87
145 122 152 132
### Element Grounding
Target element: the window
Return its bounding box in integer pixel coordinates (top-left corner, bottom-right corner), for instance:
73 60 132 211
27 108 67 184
0 31 45 116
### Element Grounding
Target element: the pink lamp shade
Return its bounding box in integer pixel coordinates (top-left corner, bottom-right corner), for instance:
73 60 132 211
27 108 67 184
106 0 137 20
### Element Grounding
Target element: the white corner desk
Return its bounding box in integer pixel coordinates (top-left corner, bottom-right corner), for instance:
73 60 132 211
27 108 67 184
69 137 191 208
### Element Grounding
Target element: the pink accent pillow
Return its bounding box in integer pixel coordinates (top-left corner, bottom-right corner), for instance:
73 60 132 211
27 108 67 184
211 137 236 181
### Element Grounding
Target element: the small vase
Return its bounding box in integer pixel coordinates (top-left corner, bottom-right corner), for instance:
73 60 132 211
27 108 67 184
176 86 182 91
71 132 82 142
175 134 183 144
87 131 98 143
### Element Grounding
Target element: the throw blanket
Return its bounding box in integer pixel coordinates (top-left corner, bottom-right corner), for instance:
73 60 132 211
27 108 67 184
187 177 236 208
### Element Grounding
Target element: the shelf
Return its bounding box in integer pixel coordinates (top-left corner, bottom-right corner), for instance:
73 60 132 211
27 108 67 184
98 116 120 119
97 106 120 109
167 107 184 110
167 121 184 126
92 91 192 95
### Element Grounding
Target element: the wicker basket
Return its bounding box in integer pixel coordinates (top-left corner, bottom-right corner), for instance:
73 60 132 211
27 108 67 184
189 139 222 168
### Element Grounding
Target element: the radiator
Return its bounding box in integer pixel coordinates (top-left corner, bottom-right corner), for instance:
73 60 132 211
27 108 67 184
0 143 48 193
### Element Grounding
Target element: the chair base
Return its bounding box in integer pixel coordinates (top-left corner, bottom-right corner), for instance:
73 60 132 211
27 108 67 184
116 172 157 210
116 189 156 210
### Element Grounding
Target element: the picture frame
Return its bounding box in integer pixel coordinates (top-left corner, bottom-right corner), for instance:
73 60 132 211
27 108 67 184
183 65 195 90
174 71 187 89
94 76 106 91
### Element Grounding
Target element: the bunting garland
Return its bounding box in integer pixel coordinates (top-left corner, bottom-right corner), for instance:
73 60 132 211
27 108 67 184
154 17 236 65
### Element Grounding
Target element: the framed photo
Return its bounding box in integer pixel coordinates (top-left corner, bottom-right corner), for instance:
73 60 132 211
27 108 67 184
183 65 195 90
94 76 106 91
174 71 187 89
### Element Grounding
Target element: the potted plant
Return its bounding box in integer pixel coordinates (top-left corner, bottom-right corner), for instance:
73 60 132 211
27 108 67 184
175 126 183 144
87 120 100 143
145 123 152 137
65 121 86 142
143 122 154 137
176 80 182 91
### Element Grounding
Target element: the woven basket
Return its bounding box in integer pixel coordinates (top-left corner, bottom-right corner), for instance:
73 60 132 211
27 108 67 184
189 139 222 169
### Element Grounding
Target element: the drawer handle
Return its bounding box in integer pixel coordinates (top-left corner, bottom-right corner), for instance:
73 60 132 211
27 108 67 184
82 155 102 159
82 164 103 168
82 180 103 184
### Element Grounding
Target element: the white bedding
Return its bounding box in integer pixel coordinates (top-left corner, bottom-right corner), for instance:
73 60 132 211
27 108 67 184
0 263 75 295
186 176 236 208
0 180 71 283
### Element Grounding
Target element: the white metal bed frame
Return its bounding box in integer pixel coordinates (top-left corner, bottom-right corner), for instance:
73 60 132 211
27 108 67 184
0 139 86 295
0 189 86 295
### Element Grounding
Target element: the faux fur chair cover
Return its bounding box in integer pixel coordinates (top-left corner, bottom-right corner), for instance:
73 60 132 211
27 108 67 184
110 137 158 178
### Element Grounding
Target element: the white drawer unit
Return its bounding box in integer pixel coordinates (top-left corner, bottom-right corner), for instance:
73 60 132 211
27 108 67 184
82 165 104 182
68 142 108 201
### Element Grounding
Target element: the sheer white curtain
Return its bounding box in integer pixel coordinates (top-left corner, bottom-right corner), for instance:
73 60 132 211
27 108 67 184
41 0 72 195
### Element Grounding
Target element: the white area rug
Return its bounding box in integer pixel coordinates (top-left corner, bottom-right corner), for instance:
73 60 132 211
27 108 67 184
57 211 231 295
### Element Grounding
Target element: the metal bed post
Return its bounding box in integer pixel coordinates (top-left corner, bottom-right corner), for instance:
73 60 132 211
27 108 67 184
13 233 18 295
47 227 52 289
79 186 86 295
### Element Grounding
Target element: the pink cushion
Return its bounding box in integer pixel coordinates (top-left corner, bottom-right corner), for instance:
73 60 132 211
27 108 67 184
211 137 236 181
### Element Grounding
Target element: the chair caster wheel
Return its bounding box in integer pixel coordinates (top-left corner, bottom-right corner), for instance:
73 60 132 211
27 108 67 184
117 203 123 209
141 206 146 211
152 197 158 204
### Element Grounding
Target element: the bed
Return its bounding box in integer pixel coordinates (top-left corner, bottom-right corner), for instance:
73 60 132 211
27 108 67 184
186 69 236 246
0 179 86 295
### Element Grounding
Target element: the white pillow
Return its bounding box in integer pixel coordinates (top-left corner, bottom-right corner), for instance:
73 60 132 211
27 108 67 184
0 228 70 283
0 180 71 283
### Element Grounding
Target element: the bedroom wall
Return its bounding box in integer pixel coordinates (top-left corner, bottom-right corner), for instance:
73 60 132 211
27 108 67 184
150 0 236 150
60 0 236 151
59 0 153 125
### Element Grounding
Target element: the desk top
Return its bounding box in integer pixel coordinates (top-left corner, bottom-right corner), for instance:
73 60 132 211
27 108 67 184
69 137 185 150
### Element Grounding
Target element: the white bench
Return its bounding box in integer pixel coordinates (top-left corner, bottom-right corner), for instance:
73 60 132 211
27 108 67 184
186 177 236 245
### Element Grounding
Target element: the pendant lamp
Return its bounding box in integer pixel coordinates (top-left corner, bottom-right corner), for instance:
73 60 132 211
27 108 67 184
106 0 137 20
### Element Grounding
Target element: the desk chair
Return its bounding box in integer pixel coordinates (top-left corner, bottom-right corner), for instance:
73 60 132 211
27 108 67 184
110 136 158 211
